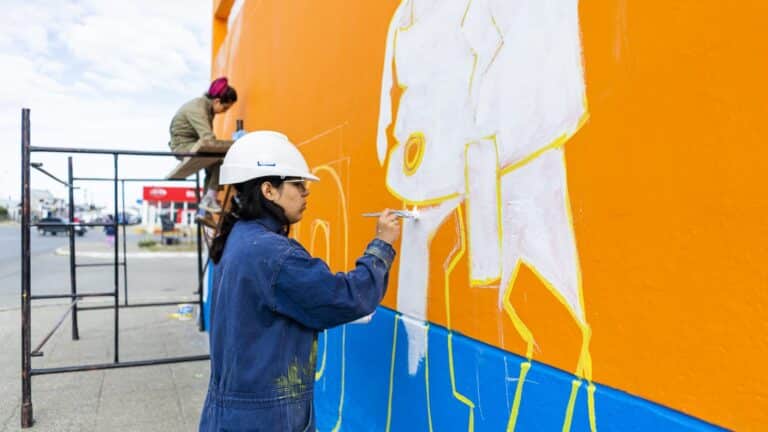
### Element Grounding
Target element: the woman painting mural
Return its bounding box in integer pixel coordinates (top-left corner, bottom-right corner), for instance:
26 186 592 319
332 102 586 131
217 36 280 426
169 77 237 215
198 131 400 431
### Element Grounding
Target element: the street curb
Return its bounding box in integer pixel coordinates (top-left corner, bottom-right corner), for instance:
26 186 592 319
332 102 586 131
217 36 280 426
54 247 198 259
0 295 202 313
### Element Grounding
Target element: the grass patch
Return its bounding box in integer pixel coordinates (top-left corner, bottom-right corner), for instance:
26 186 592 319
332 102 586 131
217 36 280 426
138 238 157 248
138 237 199 252
143 243 199 252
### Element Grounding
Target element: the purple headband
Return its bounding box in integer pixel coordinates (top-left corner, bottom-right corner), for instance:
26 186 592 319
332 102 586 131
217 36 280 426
208 77 229 98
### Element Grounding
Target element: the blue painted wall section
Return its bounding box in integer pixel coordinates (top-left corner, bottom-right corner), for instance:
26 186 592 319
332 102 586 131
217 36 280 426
314 307 726 432
203 261 213 333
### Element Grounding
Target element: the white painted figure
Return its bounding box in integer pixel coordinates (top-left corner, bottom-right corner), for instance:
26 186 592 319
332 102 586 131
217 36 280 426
376 0 596 430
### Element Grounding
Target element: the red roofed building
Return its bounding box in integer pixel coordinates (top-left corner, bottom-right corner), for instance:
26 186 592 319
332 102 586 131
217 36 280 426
141 186 201 233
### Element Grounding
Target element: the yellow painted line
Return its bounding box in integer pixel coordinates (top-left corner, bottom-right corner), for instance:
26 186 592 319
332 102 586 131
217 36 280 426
506 361 531 432
559 151 588 318
500 136 566 176
562 380 582 432
501 262 535 358
522 260 583 326
309 220 331 259
461 0 474 27
495 133 598 430
470 277 501 287
496 197 597 430
385 315 400 432
448 334 476 431
444 205 476 431
445 207 467 330
501 262 535 430
399 0 416 31
507 257 598 432
385 181 462 206
332 326 347 432
588 383 598 432
469 52 479 96
310 220 331 381
311 165 349 268
491 136 503 268
425 323 434 432
392 31 408 94
309 165 350 430
464 138 502 286
499 110 590 176
484 14 505 75
464 142 475 283
296 122 349 148
315 331 328 381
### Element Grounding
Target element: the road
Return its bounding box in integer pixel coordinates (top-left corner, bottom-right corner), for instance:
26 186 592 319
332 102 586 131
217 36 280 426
0 223 72 262
0 223 201 310
0 223 79 309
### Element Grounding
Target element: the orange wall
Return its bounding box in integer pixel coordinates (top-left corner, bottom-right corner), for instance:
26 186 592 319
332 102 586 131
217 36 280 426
211 1 768 429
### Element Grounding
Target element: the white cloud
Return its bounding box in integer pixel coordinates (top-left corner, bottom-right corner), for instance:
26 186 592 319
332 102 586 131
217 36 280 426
0 0 213 206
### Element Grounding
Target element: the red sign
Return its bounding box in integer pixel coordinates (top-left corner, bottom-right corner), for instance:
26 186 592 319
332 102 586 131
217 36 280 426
142 186 200 203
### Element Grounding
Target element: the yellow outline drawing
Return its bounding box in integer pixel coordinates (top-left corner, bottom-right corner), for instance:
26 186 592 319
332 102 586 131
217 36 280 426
381 2 597 429
385 315 400 432
311 219 331 381
495 103 597 432
309 164 351 432
424 322 434 432
465 137 502 287
445 205 476 431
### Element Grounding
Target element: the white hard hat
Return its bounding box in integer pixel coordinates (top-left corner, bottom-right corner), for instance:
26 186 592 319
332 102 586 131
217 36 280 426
219 131 319 185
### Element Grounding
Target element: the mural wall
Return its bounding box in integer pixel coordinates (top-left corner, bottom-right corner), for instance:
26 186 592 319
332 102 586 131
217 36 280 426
209 0 768 430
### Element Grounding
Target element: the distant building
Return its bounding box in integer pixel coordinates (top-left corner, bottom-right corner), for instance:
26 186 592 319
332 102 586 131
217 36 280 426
30 189 66 221
0 197 19 221
141 186 200 233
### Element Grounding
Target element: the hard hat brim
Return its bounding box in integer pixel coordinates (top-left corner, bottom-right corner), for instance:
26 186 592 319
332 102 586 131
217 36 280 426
220 165 320 185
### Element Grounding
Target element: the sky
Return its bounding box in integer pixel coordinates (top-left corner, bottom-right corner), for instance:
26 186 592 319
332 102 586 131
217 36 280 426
0 0 213 209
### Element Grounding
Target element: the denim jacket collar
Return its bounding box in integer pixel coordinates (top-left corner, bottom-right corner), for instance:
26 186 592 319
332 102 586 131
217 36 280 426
253 215 285 234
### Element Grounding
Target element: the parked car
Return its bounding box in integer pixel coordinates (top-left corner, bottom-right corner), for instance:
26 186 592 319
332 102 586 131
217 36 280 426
37 217 87 236
117 212 140 225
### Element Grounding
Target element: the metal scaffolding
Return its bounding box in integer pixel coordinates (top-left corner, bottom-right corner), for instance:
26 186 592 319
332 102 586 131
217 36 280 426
19 108 224 428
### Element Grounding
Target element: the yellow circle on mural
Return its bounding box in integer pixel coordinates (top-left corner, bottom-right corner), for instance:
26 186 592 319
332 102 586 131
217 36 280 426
404 132 425 176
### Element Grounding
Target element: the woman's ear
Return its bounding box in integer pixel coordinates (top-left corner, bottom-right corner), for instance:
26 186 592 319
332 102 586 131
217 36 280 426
261 182 275 201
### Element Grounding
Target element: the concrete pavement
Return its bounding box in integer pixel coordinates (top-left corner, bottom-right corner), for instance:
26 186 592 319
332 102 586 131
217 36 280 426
0 224 211 431
0 305 210 431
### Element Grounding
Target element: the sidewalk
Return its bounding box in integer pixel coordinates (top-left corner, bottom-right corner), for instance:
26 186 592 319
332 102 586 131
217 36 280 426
0 296 210 431
54 236 202 259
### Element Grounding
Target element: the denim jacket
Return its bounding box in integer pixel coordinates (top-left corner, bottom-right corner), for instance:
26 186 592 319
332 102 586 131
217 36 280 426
199 216 395 431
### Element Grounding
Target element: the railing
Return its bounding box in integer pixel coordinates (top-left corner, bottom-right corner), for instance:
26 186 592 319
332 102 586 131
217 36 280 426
19 107 224 428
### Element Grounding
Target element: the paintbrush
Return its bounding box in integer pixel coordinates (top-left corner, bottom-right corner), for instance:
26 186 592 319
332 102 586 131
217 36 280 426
361 210 418 219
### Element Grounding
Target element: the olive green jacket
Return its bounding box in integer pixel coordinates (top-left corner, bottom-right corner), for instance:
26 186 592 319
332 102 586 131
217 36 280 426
168 96 215 152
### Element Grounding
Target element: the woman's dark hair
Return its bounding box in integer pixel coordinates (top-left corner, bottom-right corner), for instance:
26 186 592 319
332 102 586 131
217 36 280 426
207 86 237 104
205 87 237 103
205 77 238 104
209 176 289 263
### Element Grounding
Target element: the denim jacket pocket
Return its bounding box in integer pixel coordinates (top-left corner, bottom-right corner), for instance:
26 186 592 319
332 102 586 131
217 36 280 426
283 398 313 432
